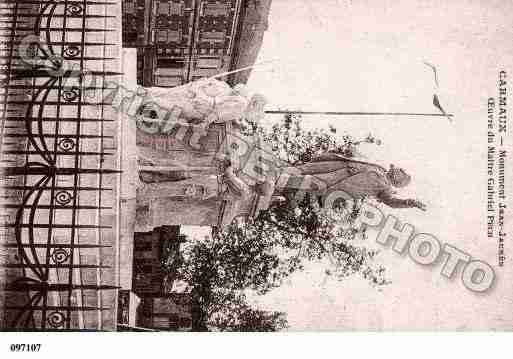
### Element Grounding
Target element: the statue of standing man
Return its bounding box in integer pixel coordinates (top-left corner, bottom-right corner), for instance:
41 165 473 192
272 151 427 211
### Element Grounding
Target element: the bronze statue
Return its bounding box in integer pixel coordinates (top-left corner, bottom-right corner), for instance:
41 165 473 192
275 151 426 211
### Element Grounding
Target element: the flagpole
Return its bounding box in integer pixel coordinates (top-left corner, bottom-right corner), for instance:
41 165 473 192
209 58 280 80
207 63 453 119
264 110 453 117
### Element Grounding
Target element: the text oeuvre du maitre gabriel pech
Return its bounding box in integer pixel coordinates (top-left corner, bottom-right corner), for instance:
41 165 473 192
487 70 508 267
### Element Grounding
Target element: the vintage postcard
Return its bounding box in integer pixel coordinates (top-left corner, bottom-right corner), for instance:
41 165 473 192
0 0 511 339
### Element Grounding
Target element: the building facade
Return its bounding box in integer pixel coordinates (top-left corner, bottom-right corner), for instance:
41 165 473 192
132 225 185 295
137 293 192 330
117 225 190 330
122 0 272 86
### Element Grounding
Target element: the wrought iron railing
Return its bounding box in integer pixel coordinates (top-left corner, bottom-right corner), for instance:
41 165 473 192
0 0 122 330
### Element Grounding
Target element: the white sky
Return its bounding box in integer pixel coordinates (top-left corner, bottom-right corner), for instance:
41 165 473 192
187 0 513 330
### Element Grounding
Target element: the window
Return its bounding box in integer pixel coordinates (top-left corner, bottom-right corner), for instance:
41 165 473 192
203 2 229 16
156 30 168 43
170 2 184 15
156 68 183 77
167 30 181 42
192 66 219 76
156 76 183 87
157 2 170 15
196 58 221 69
124 1 135 14
200 29 225 43
156 29 182 43
155 1 184 15
157 58 185 68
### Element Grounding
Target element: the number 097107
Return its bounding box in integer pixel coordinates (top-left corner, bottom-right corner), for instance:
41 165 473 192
9 344 41 352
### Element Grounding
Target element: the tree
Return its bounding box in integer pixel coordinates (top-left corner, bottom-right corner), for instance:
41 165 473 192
172 113 388 331
212 306 288 332
177 225 290 331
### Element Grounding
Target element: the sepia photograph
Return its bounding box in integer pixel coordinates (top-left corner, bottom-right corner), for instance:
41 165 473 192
0 0 512 351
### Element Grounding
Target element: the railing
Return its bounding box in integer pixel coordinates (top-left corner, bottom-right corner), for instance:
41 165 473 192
0 0 122 330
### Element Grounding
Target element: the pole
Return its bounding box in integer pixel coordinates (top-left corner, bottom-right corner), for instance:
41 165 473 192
264 110 453 117
209 58 280 80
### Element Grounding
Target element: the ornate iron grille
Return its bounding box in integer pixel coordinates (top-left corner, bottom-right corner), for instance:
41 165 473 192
0 0 122 330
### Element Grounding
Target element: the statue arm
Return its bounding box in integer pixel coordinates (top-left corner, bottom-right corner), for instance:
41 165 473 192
376 191 427 211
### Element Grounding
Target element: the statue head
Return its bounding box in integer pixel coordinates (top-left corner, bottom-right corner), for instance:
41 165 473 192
243 93 267 123
387 164 411 188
